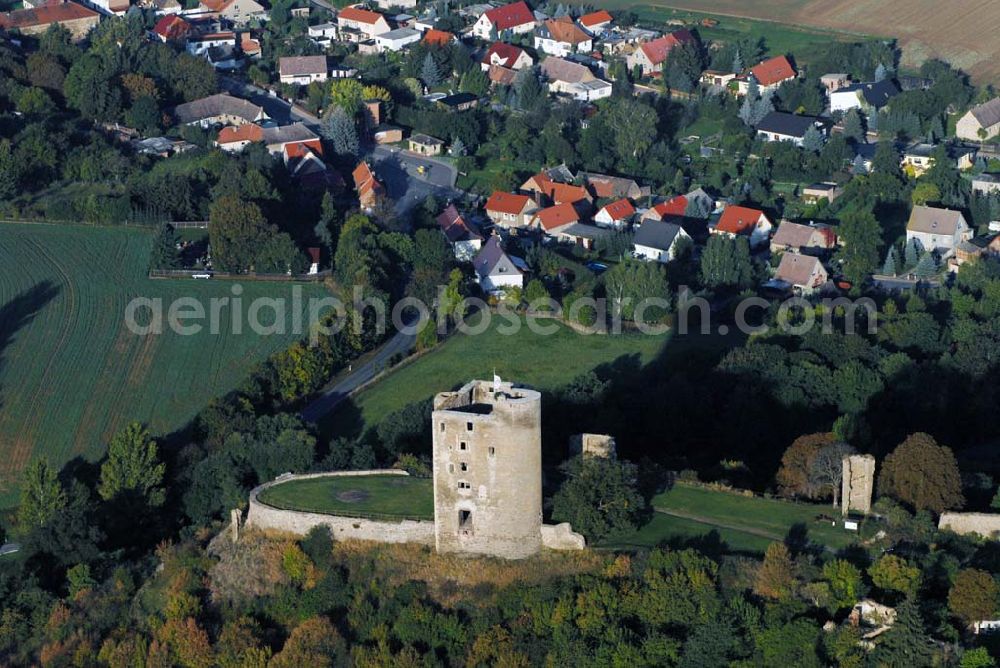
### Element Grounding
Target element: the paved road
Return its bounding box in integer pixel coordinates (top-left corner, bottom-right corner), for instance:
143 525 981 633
369 146 462 214
299 324 417 423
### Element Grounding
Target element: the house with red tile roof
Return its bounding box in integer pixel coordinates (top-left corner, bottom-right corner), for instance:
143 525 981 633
712 205 773 248
152 14 191 42
578 9 612 33
422 28 454 47
485 191 538 229
337 5 391 39
437 204 483 261
353 161 385 209
472 0 535 40
594 198 635 229
519 172 591 206
0 1 99 40
738 55 796 94
645 188 714 221
480 42 533 71
534 16 592 57
487 64 517 87
625 29 695 76
216 123 264 151
531 202 581 234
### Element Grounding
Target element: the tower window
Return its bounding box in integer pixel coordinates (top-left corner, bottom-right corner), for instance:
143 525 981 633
439 422 445 432
460 462 468 471
459 441 467 451
448 463 454 474
488 446 495 456
458 481 471 490
459 509 472 529
466 422 473 431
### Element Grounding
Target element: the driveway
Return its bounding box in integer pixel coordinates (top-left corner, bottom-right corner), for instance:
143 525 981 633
219 76 322 130
299 324 417 423
368 146 462 214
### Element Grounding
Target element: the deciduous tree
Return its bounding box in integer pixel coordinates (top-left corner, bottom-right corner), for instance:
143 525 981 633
879 432 963 513
551 455 646 541
99 422 166 507
949 569 999 626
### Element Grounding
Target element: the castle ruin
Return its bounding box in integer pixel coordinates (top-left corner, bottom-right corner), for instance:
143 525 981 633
841 454 876 516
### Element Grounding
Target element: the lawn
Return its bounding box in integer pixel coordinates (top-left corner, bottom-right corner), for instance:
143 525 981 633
0 222 329 508
257 474 434 521
323 313 670 438
600 482 860 554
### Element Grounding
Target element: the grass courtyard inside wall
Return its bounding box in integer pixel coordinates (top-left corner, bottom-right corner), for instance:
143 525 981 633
257 474 434 521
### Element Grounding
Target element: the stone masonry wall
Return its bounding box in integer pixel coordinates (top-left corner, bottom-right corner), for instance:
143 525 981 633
938 513 1000 539
245 470 435 545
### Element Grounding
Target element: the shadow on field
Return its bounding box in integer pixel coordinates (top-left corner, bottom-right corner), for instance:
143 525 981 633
0 281 59 411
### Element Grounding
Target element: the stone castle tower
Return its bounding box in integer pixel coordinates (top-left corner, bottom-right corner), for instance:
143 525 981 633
431 378 543 559
842 454 876 516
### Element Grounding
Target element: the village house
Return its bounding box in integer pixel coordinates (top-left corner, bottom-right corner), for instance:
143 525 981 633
0 1 100 39
487 64 517 87
972 174 1000 196
594 198 635 229
283 141 331 186
633 220 691 263
474 236 525 293
580 172 645 200
353 161 384 210
308 22 337 44
552 222 611 250
422 28 454 47
373 0 414 8
519 171 591 206
172 93 267 127
905 205 972 255
712 205 773 248
737 55 797 95
437 205 483 261
215 123 263 152
829 80 899 114
151 14 190 42
240 33 261 58
772 253 829 294
186 31 236 57
278 55 328 85
533 16 592 57
471 0 535 40
437 92 479 111
802 182 842 204
820 73 851 93
578 9 612 34
337 5 391 40
539 57 612 101
481 42 533 71
408 133 444 156
757 111 824 146
531 202 582 236
625 29 695 77
374 27 420 52
956 97 1000 141
901 143 976 176
197 0 266 25
645 187 714 221
700 70 737 89
769 221 837 255
485 191 538 229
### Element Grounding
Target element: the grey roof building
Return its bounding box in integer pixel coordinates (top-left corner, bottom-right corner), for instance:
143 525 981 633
172 93 267 126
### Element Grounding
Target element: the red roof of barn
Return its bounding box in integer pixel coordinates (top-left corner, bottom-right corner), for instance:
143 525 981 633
339 5 384 24
639 29 695 66
486 191 532 215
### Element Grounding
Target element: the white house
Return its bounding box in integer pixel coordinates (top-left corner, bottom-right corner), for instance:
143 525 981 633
474 236 524 293
471 0 535 40
308 22 338 44
578 9 612 34
712 205 773 249
185 31 236 57
480 42 533 71
905 205 972 255
540 57 611 102
594 198 635 229
374 27 421 52
533 17 592 57
437 205 483 261
278 55 328 85
829 80 899 114
633 220 691 263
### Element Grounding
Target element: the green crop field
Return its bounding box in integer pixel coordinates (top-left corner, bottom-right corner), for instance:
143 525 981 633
323 313 670 438
601 482 860 554
257 474 434 520
0 222 329 509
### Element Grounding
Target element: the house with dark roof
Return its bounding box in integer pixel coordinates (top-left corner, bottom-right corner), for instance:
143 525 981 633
625 29 695 77
474 236 524 293
830 80 899 114
905 205 972 255
480 42 533 71
437 92 479 111
437 204 483 261
633 220 691 263
172 93 267 127
756 111 824 146
534 16 592 57
552 222 612 249
472 0 535 40
957 97 1000 141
